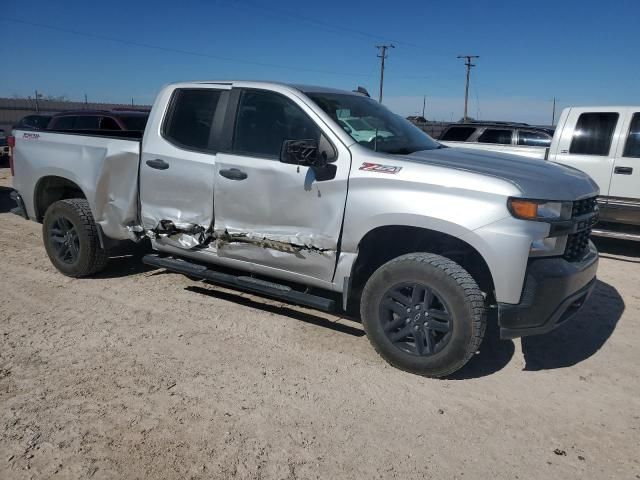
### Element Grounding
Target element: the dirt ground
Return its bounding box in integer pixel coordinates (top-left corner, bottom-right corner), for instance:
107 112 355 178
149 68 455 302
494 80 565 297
0 166 638 480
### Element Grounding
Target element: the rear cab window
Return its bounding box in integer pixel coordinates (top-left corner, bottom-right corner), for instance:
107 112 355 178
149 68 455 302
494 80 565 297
440 126 477 141
162 89 222 151
569 112 619 155
477 128 513 144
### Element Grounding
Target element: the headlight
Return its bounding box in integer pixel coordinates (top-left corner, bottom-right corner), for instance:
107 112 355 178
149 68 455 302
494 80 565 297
508 198 572 222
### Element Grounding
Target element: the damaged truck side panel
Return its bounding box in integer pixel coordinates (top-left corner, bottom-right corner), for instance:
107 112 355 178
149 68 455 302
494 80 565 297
12 130 142 242
11 80 601 377
138 82 354 283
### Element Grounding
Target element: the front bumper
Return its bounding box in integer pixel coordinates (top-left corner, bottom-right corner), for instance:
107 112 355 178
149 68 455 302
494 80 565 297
498 242 598 339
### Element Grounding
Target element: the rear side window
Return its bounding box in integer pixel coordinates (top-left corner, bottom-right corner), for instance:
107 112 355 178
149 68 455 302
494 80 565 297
623 113 640 158
477 128 513 144
569 112 618 156
518 130 552 147
233 90 321 158
74 116 100 129
440 126 476 141
119 115 148 131
99 117 120 130
163 89 222 150
51 116 75 130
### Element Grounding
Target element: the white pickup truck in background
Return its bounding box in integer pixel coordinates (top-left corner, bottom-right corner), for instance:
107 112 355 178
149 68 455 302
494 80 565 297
441 107 640 240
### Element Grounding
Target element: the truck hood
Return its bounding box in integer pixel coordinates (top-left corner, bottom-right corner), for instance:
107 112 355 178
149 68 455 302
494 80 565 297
402 147 599 200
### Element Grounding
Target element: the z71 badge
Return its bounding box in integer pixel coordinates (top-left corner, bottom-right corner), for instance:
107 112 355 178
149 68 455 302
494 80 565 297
359 162 402 174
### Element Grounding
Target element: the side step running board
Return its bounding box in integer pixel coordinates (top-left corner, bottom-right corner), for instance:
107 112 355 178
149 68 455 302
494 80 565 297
142 254 337 312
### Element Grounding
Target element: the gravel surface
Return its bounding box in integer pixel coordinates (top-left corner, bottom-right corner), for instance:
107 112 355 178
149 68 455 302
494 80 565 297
1 167 638 479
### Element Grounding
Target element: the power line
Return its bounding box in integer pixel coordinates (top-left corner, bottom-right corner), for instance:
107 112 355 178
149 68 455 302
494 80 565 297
376 44 395 103
0 17 374 79
227 0 425 50
457 55 479 123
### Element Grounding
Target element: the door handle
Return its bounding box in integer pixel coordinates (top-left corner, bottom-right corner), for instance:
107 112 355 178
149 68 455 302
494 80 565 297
219 168 248 180
146 158 170 170
614 166 633 175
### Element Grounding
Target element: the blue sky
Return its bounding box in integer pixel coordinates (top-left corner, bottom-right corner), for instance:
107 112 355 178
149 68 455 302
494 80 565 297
1 0 639 124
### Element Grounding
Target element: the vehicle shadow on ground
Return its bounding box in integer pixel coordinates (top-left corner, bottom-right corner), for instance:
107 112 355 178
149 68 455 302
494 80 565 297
448 309 516 380
96 254 156 278
186 285 365 337
0 186 16 213
521 280 624 371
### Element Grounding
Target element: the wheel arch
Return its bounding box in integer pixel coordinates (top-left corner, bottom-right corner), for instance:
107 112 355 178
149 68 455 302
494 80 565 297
34 175 87 222
346 224 495 313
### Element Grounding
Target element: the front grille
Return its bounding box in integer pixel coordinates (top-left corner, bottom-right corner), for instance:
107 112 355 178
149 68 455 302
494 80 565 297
572 197 598 216
563 196 598 261
564 229 591 261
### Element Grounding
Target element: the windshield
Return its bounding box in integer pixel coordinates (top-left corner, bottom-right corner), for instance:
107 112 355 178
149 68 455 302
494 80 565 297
344 118 373 131
307 92 441 154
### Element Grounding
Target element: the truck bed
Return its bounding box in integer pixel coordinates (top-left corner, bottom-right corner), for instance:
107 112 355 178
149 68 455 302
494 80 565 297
440 140 547 159
12 129 142 241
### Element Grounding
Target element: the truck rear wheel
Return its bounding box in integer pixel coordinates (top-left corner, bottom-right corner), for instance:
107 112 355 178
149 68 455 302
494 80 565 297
360 253 486 377
42 199 108 277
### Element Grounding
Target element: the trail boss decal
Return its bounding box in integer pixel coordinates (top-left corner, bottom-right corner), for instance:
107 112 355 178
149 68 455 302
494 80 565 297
22 133 40 140
359 162 402 174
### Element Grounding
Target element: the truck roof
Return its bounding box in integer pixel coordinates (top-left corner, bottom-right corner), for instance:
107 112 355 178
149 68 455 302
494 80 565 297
179 80 362 96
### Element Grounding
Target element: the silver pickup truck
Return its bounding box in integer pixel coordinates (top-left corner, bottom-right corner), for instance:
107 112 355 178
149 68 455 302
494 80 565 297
10 81 600 377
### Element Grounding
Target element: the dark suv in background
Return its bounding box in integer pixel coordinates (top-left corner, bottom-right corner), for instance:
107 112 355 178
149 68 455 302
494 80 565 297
47 109 149 132
439 121 554 147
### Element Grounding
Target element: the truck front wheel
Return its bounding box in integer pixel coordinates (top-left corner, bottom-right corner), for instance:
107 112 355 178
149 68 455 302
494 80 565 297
361 253 486 377
42 199 109 277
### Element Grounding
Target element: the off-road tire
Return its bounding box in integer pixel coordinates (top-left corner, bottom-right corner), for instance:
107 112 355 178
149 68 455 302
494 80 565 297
42 198 109 277
361 253 486 377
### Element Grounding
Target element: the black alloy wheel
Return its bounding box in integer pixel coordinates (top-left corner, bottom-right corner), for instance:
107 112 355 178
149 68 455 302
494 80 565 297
380 282 452 356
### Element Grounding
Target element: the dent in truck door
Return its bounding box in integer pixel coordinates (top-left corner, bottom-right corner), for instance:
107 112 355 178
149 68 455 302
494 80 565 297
139 87 229 248
212 88 351 282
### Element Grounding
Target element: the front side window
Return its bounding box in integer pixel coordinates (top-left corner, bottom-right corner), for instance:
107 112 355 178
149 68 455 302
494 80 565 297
477 128 513 144
163 89 221 150
440 126 477 142
233 90 321 158
518 130 552 147
74 116 100 129
308 92 440 154
569 112 618 156
52 116 76 130
623 113 640 158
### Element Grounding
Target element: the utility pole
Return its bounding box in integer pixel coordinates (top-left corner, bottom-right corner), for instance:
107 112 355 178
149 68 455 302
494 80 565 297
551 97 557 125
376 44 395 103
34 89 40 112
457 55 479 123
422 95 426 119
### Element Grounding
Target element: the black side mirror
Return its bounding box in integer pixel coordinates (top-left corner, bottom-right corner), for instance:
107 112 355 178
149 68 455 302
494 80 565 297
281 139 320 166
280 136 338 182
